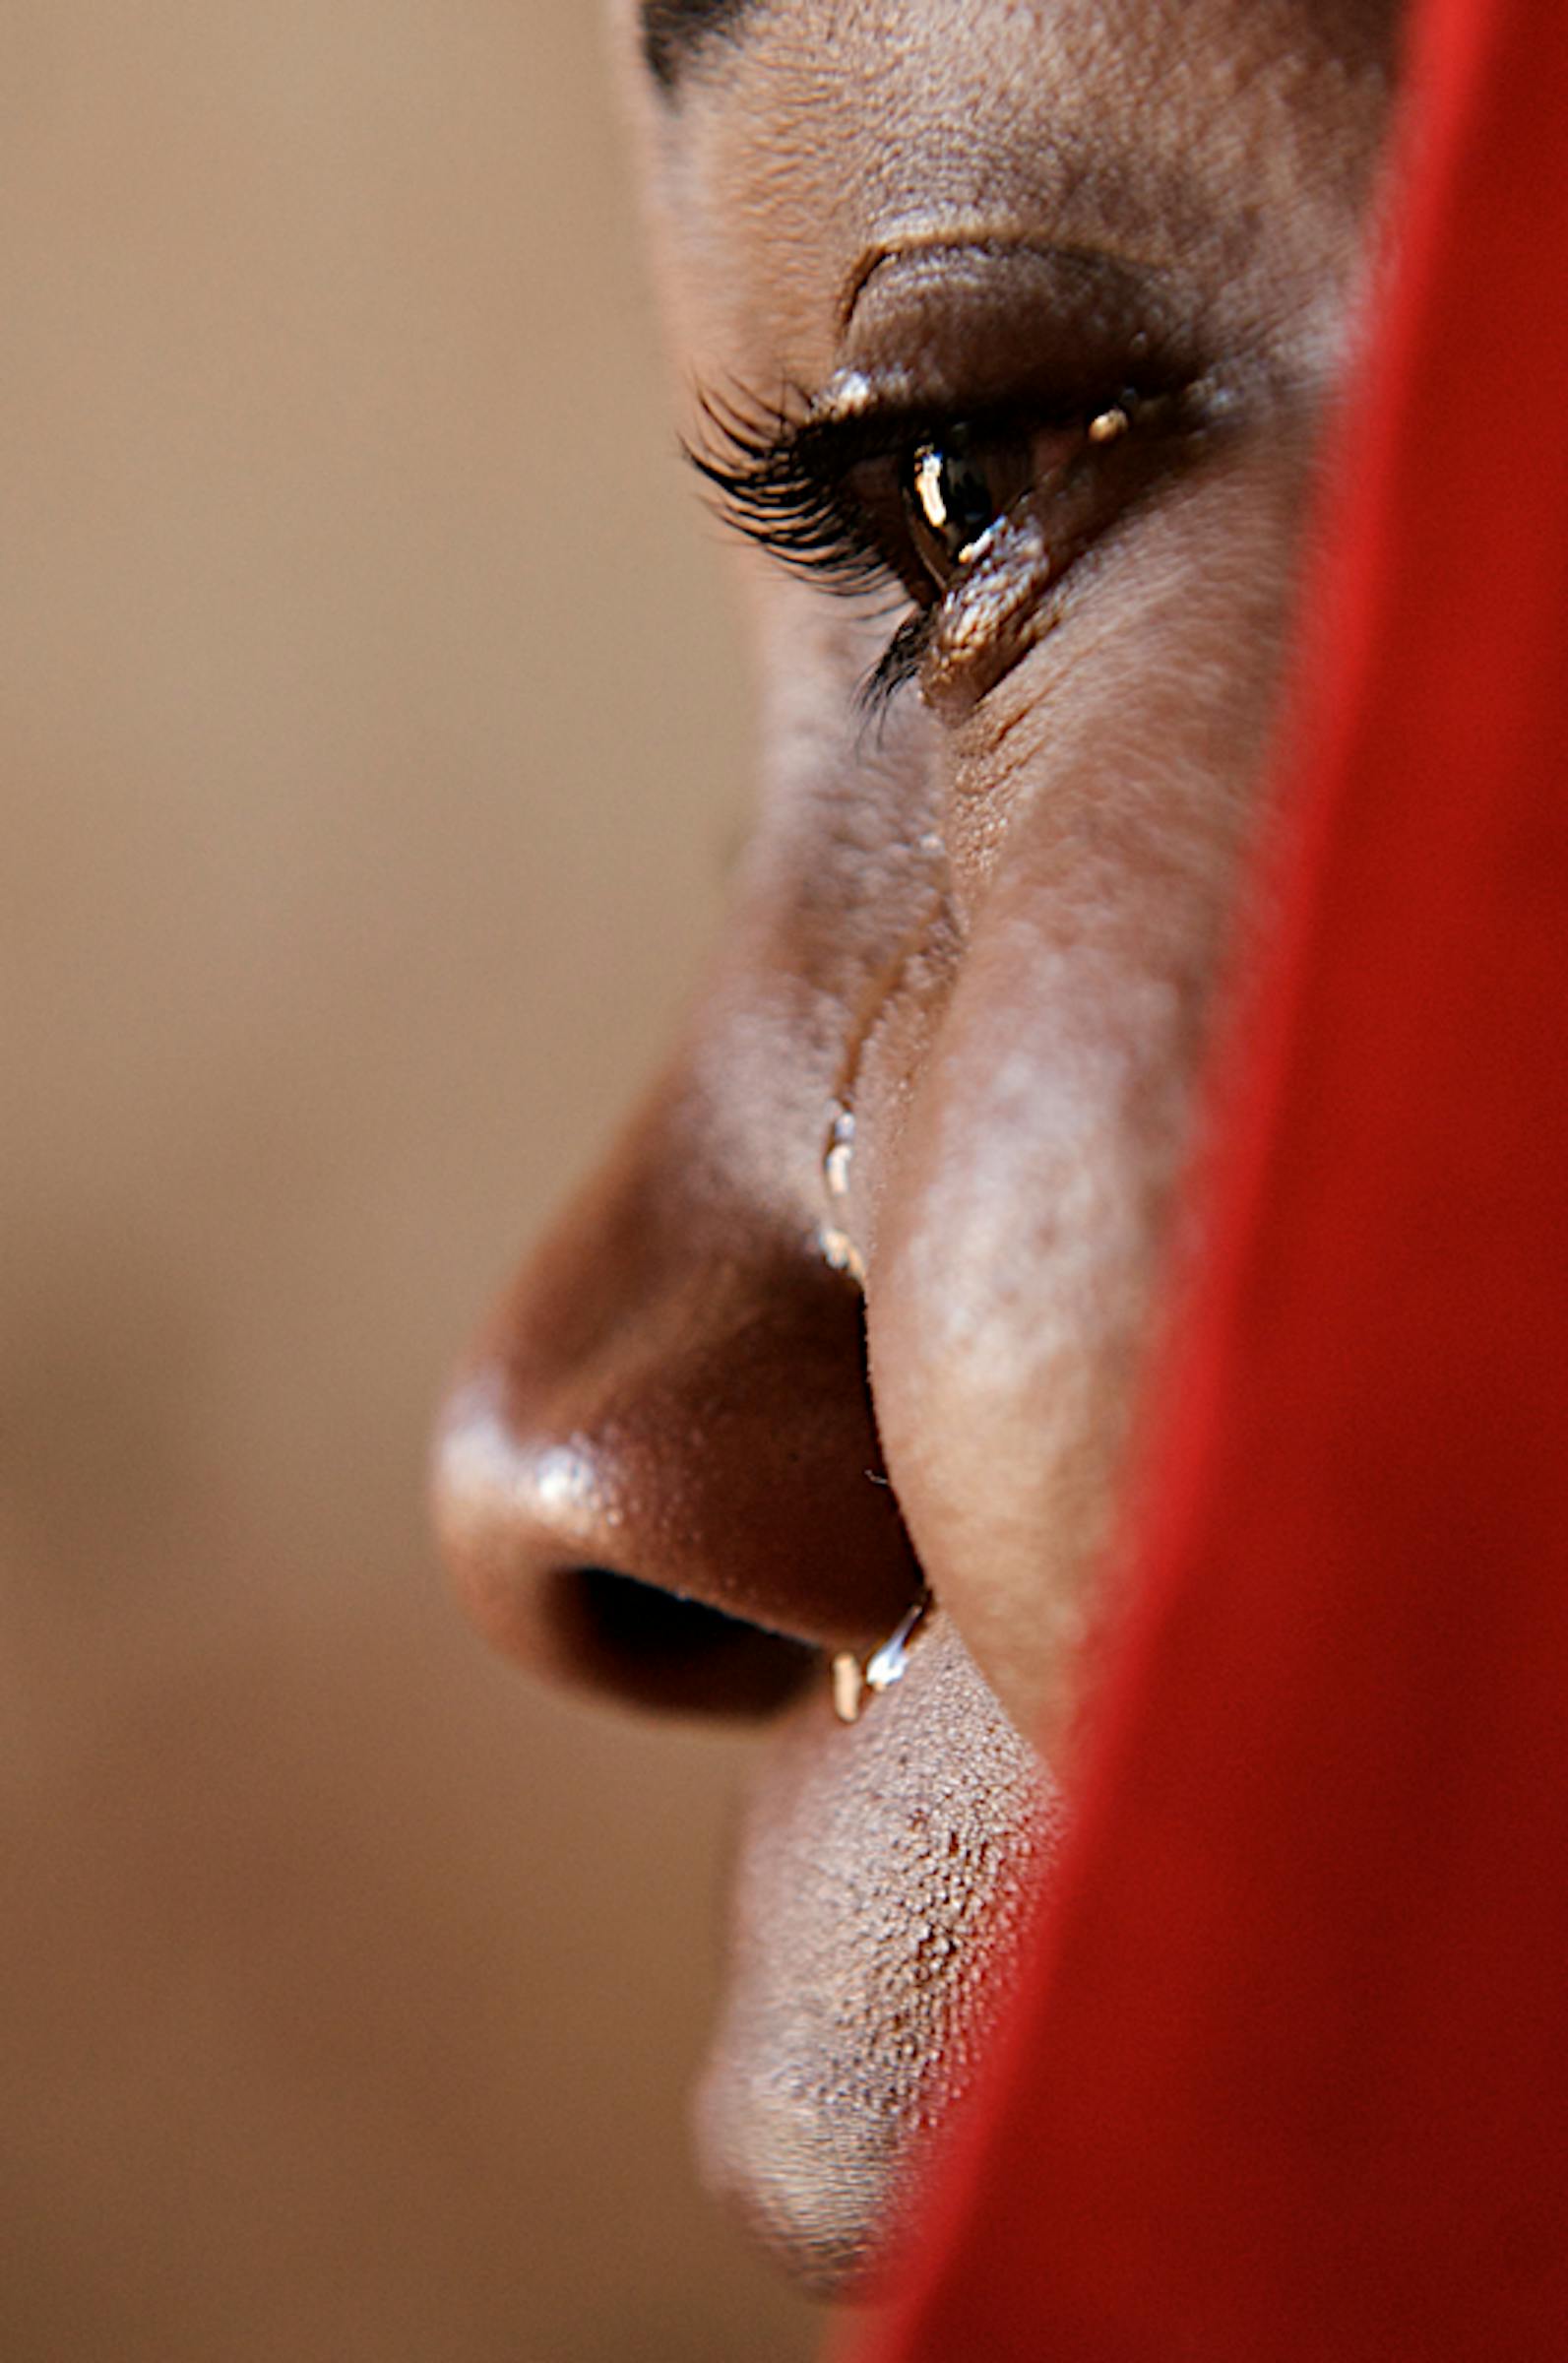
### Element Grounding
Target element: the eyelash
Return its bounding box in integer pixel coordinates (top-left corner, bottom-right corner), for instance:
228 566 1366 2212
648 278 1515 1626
686 382 1137 715
686 387 977 711
687 388 896 592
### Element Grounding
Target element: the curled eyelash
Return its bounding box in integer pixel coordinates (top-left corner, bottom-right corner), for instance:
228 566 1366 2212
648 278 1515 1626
685 383 936 717
685 383 893 592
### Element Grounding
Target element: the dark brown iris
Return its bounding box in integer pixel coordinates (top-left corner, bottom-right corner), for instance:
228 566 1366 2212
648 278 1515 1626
902 422 1036 587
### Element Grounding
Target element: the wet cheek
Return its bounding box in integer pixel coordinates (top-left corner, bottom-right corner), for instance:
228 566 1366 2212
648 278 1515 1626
862 935 1174 1747
859 476 1306 1741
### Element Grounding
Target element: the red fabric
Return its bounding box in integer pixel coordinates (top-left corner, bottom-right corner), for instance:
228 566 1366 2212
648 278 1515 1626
854 0 1568 2351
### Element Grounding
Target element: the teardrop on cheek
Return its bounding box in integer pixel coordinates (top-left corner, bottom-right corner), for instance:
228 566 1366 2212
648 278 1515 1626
818 1102 867 1285
823 1105 855 1206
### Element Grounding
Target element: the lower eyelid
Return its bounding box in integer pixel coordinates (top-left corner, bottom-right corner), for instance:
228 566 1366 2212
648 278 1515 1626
852 477 1088 724
920 513 1062 720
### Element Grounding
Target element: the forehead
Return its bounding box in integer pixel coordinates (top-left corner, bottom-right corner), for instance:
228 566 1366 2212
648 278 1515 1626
618 0 1392 396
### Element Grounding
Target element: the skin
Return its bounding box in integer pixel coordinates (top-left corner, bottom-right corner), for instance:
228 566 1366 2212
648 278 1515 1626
434 0 1401 2297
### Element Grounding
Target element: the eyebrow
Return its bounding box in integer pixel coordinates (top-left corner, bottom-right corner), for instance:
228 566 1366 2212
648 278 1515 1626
640 0 757 96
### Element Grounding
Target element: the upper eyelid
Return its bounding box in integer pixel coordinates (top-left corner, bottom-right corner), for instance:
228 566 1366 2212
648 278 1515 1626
689 356 1214 527
690 383 1078 491
685 385 1072 575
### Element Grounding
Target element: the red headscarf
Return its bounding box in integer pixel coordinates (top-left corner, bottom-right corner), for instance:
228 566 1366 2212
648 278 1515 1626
854 0 1568 2349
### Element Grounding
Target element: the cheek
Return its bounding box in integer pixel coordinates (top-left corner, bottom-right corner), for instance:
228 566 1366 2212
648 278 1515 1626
865 902 1191 1747
859 455 1309 1744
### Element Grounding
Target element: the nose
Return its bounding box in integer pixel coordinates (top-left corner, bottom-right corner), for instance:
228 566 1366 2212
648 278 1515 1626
432 1081 923 1720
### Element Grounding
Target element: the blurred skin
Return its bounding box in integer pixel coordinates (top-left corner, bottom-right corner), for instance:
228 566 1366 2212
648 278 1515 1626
434 0 1401 2297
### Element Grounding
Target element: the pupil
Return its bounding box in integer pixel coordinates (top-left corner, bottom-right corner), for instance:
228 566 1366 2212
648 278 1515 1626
939 451 997 549
912 431 1003 564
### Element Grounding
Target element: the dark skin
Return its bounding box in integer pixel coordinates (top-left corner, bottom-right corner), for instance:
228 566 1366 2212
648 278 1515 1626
435 0 1402 2295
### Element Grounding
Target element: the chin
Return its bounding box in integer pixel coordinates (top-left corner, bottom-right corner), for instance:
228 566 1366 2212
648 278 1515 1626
690 1616 1063 2297
692 2062 911 2300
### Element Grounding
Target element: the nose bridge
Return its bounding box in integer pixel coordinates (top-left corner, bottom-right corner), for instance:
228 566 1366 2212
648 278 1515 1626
434 1028 924 1715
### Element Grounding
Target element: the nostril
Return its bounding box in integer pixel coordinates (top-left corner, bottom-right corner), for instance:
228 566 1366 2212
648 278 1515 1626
434 1380 822 1718
434 1261 926 1718
545 1567 820 1720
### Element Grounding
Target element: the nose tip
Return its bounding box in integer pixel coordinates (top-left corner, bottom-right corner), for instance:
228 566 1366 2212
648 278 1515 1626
433 1376 823 1717
433 1246 925 1721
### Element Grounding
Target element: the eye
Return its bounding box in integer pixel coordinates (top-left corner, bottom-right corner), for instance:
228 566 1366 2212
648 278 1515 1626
902 423 1037 590
847 406 1135 615
689 377 1187 712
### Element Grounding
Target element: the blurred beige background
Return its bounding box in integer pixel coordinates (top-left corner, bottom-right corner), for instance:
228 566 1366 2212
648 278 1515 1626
0 4 821 2356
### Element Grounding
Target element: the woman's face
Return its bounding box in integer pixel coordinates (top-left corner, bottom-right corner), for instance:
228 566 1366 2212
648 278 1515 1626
435 0 1398 2294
